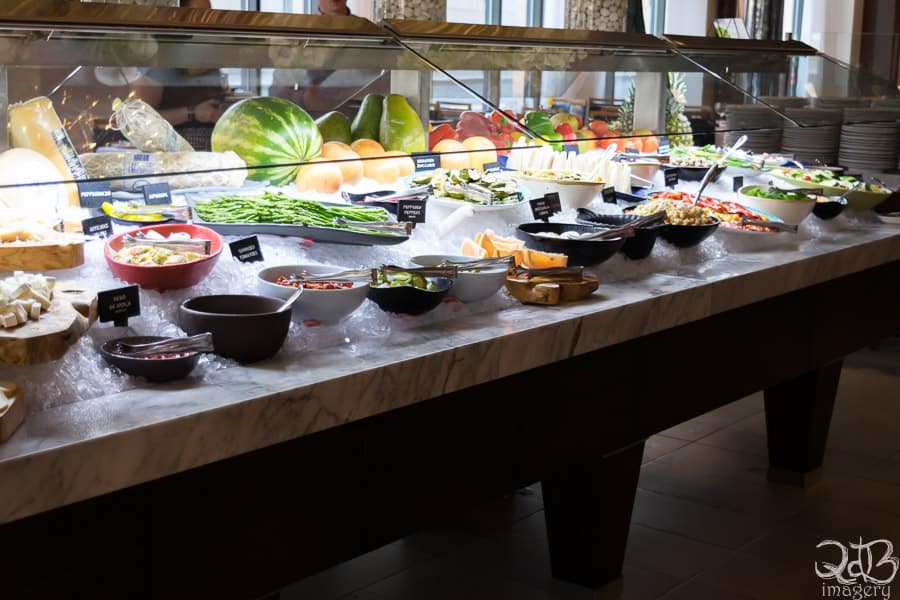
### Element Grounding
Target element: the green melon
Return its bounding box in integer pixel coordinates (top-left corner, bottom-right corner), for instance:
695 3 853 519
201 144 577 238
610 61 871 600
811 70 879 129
211 96 322 186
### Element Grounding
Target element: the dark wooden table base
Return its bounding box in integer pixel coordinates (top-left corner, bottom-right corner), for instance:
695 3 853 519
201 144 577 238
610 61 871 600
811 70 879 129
2 260 897 599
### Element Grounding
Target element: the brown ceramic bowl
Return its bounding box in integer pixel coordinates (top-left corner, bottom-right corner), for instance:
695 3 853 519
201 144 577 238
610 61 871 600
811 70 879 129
179 295 291 363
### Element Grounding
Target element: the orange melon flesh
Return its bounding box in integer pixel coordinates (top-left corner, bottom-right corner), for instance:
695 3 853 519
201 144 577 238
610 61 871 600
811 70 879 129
521 249 568 269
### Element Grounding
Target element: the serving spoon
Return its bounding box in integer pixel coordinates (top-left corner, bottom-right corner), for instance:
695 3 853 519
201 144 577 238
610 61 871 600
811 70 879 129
694 135 748 203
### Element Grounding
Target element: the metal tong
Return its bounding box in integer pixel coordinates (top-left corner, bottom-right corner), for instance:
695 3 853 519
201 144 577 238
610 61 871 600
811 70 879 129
110 333 214 357
694 134 748 203
437 256 515 271
511 266 585 281
112 204 193 219
332 217 413 236
341 185 433 203
122 233 211 255
289 265 460 284
579 210 667 241
770 185 823 196
740 218 799 233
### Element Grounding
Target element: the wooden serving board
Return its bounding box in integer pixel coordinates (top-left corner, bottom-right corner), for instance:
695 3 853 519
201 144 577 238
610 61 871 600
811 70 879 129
0 382 25 443
0 281 97 366
0 239 85 271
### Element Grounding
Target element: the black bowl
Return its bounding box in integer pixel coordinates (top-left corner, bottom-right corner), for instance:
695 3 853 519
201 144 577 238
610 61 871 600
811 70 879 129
516 223 627 266
575 211 663 260
367 277 453 315
658 219 720 248
100 336 200 382
179 295 291 363
813 196 847 220
674 165 725 182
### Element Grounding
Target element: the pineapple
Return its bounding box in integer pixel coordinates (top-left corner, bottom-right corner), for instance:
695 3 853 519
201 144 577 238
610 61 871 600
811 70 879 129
612 72 693 147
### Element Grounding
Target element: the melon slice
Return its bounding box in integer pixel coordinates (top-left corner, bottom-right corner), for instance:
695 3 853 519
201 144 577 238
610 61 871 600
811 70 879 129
460 237 487 258
521 249 568 270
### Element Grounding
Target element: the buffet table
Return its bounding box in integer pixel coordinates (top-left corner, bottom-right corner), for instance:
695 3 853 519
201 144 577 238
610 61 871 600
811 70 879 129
1 220 899 599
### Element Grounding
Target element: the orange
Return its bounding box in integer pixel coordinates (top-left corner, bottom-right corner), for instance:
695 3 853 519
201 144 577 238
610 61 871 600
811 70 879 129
460 238 487 258
432 139 470 170
521 249 567 269
461 136 498 171
350 138 386 157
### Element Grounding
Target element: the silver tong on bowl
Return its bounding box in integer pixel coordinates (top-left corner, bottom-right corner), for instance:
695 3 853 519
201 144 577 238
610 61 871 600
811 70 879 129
110 332 214 357
580 210 666 241
121 233 211 255
739 217 799 233
436 256 515 271
285 265 460 285
332 217 413 236
341 185 433 203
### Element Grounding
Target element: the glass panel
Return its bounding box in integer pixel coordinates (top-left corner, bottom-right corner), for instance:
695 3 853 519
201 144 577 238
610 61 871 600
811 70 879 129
500 0 529 27
446 1 486 24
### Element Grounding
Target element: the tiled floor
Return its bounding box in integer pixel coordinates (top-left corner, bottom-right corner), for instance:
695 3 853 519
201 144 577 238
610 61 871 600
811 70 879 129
280 338 900 600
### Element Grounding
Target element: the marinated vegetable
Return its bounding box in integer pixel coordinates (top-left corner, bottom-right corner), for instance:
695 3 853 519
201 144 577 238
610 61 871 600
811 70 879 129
419 168 523 206
374 271 436 291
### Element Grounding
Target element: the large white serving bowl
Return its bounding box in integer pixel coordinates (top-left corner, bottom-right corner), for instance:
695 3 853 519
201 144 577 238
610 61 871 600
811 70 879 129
410 254 507 303
510 172 603 210
737 185 817 225
257 264 369 324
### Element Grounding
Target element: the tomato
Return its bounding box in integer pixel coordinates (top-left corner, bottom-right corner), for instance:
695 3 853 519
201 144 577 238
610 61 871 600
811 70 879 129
803 175 811 180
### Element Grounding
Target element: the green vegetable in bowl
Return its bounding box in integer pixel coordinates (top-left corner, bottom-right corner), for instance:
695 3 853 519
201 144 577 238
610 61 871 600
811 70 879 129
375 271 436 291
743 186 813 202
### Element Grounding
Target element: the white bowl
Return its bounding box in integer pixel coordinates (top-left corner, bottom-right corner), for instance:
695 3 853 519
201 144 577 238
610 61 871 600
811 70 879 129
510 172 603 210
738 185 816 225
410 254 506 303
257 264 369 324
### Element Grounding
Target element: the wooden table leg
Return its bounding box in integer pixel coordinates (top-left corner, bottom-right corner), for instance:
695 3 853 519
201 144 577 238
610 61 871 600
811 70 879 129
541 441 645 588
764 360 842 484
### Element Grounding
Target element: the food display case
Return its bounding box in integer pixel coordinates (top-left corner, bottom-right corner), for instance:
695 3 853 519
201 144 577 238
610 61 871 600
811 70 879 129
2 4 900 599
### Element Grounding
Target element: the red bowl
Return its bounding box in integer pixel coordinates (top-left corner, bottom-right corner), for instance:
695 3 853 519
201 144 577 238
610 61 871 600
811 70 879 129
105 223 224 291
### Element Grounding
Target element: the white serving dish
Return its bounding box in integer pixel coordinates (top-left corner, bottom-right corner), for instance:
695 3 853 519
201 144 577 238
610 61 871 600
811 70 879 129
510 172 603 210
410 254 507 303
257 264 369 324
738 185 817 225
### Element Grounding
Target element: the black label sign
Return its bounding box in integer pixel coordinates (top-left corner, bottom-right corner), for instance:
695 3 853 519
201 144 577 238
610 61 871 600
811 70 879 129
98 285 140 327
397 198 426 225
81 215 112 238
77 180 111 208
732 175 744 193
530 192 562 221
142 182 171 205
411 152 439 172
601 186 617 204
229 236 264 263
664 167 678 188
482 161 501 173
563 144 579 154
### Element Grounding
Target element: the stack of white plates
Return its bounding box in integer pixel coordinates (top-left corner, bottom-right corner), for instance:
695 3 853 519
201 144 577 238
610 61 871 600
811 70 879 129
839 108 900 171
781 108 842 165
812 97 870 110
724 104 786 153
759 96 810 109
871 98 900 109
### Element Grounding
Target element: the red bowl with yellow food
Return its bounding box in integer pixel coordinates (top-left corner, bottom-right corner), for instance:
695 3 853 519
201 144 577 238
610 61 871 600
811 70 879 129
105 223 224 291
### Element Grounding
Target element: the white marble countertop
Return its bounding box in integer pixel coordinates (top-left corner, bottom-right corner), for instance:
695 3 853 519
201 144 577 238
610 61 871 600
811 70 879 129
2 221 899 524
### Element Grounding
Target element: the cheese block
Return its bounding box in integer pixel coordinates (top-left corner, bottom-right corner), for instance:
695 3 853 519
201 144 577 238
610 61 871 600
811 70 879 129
0 381 25 443
80 151 248 192
8 96 87 207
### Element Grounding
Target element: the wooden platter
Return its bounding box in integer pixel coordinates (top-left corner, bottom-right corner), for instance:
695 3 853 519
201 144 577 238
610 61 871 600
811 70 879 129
0 381 25 443
0 239 85 271
0 281 97 366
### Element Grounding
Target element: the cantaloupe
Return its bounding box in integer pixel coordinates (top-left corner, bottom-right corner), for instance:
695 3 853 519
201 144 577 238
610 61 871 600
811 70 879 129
521 249 567 269
460 238 487 258
321 141 353 156
362 155 399 183
383 150 414 178
350 138 385 157
432 139 470 170
461 136 498 171
295 158 343 194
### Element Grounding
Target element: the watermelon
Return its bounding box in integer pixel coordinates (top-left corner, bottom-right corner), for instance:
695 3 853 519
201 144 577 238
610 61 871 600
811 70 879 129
211 96 322 186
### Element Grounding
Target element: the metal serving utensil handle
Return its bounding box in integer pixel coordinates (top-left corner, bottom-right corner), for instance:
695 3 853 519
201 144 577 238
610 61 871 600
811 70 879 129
333 218 413 236
119 332 214 357
380 265 459 279
740 217 799 233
